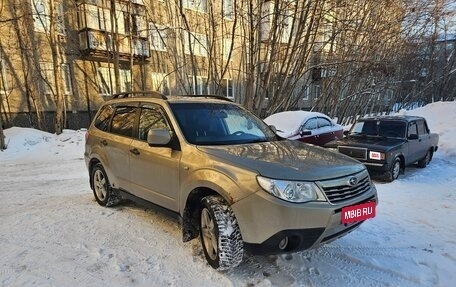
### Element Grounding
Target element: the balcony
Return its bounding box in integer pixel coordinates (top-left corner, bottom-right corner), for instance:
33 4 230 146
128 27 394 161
78 29 149 58
76 0 150 61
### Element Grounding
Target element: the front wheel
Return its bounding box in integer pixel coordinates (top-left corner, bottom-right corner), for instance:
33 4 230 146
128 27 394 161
385 157 401 182
199 195 243 270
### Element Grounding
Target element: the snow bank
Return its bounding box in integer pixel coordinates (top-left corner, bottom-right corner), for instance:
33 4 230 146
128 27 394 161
398 101 456 158
1 127 86 162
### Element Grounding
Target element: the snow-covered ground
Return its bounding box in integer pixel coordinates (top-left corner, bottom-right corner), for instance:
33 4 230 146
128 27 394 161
1 102 455 287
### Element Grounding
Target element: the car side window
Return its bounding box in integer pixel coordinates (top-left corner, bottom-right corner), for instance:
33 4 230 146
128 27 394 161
408 122 418 138
94 104 114 132
317 117 332 128
138 105 170 141
110 106 137 137
417 120 428 135
303 118 318 130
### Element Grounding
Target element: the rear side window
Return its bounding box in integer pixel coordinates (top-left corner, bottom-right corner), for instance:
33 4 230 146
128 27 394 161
94 105 114 132
110 106 137 137
317 117 332 128
417 120 428 135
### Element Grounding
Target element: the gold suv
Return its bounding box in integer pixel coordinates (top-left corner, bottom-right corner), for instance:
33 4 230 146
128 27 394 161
84 92 378 270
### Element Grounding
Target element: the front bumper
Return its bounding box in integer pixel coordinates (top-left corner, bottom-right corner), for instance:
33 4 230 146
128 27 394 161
231 185 377 255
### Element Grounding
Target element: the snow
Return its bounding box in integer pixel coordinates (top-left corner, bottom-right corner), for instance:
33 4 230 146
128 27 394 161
1 101 455 286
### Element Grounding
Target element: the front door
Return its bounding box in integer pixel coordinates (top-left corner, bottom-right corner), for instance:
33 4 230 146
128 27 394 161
406 121 422 164
128 104 181 212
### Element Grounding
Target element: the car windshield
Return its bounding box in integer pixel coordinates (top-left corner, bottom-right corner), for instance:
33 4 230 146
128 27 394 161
350 120 406 138
170 102 278 145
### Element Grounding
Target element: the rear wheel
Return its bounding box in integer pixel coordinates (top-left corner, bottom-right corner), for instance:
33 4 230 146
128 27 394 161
417 150 431 168
385 157 401 182
91 163 120 207
199 195 243 270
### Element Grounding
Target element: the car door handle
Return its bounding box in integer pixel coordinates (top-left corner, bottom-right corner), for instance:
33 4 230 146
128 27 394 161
130 148 140 155
100 140 108 146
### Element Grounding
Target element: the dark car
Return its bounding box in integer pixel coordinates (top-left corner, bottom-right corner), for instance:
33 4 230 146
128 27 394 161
263 111 344 146
325 116 439 182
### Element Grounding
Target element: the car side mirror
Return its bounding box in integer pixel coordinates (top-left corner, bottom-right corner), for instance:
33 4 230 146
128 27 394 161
343 130 350 136
147 128 172 146
408 134 419 140
300 130 312 136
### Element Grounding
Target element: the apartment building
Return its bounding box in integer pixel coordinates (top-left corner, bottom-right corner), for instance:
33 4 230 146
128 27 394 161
0 0 332 131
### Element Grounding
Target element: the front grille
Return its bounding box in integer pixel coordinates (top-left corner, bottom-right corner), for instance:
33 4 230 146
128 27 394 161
317 170 372 204
338 146 367 160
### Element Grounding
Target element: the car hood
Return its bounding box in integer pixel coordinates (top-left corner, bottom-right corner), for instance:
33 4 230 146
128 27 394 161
197 140 365 181
325 136 406 151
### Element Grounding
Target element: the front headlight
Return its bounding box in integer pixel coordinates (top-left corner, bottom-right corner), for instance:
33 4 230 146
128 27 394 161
257 176 319 203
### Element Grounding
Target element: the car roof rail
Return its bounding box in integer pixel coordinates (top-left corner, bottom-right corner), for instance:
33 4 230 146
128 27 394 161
181 94 233 102
112 91 167 100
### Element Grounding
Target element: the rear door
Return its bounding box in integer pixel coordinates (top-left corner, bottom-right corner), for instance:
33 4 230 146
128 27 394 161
103 104 137 190
416 119 432 159
316 117 338 145
128 103 181 211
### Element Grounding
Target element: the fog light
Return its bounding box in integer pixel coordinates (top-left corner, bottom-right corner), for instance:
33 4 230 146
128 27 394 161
278 237 288 250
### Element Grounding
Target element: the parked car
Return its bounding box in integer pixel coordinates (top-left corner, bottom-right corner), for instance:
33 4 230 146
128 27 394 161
263 111 344 146
85 92 378 270
325 116 439 182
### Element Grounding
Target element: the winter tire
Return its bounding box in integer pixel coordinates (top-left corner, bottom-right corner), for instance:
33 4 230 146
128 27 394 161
417 150 431 168
199 195 243 270
91 163 120 207
386 157 401 182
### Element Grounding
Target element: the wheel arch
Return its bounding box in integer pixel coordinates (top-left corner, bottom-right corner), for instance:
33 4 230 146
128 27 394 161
181 187 230 243
88 158 101 189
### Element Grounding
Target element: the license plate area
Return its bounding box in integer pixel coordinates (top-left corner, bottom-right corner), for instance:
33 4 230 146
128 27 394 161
341 201 376 224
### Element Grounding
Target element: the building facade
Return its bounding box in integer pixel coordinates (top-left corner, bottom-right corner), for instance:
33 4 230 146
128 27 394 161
3 0 405 131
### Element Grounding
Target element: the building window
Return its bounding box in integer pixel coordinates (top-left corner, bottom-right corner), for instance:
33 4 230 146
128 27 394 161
280 9 292 43
315 84 321 100
56 2 65 35
132 14 147 38
40 62 73 95
39 62 54 94
0 59 10 94
31 0 65 34
222 38 232 61
223 0 233 19
182 0 207 13
97 67 131 96
302 85 310 100
184 31 207 57
61 64 72 95
31 0 50 33
221 79 234 99
151 72 170 95
188 75 208 94
149 23 167 51
80 4 111 32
